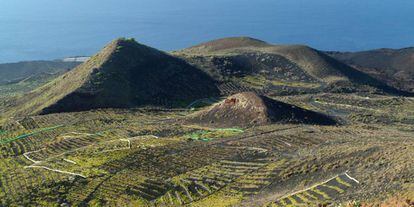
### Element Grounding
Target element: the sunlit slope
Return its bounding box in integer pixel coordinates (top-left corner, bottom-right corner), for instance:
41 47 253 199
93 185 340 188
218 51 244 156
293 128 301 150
2 38 220 118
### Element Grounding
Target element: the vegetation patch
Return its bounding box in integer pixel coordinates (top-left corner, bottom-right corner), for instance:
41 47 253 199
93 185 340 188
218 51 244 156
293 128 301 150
0 125 63 144
186 128 244 141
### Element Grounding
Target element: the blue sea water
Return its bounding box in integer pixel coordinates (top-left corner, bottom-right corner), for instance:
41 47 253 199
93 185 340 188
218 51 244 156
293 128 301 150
1 0 414 63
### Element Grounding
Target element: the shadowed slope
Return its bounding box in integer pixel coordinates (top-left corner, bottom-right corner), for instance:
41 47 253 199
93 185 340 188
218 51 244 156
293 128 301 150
3 38 220 117
326 48 414 93
186 92 338 127
176 37 410 96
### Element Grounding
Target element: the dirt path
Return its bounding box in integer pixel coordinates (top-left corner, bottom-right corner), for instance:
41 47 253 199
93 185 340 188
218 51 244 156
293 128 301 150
24 165 86 178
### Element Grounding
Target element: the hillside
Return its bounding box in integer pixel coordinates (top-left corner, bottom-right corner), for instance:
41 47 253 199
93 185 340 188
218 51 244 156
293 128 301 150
183 36 270 53
174 37 409 96
326 48 414 93
0 60 81 85
186 92 337 127
0 38 413 207
0 92 412 207
1 38 220 118
0 71 64 99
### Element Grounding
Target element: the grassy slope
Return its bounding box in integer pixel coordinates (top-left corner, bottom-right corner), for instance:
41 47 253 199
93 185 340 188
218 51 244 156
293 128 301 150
0 95 412 206
0 39 114 120
182 37 269 52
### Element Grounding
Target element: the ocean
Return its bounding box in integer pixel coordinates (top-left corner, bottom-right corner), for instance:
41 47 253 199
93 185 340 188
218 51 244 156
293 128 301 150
1 0 414 63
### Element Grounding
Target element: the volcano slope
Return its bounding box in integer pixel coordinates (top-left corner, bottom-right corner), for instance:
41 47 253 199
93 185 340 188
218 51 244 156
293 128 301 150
326 47 414 93
174 37 409 96
0 37 413 207
1 38 219 119
186 92 337 127
0 93 412 207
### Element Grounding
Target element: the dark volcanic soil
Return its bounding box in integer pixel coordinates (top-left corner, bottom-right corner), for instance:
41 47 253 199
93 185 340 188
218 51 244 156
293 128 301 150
186 92 338 127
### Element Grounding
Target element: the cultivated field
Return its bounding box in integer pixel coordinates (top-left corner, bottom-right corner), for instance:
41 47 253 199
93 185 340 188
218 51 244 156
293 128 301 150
0 93 413 206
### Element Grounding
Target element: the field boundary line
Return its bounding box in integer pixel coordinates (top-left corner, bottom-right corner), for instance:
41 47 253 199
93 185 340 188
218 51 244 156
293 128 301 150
274 171 358 202
25 165 86 178
344 172 360 184
63 159 77 164
226 146 268 153
23 148 45 163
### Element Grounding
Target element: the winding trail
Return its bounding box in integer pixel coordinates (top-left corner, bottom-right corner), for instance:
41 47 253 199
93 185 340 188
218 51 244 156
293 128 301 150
23 148 45 163
22 133 162 178
344 172 360 184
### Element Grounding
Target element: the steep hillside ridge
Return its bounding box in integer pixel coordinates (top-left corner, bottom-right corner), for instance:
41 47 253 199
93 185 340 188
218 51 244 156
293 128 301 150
0 60 80 84
175 37 409 95
265 45 347 82
177 39 347 83
2 38 220 117
326 48 414 92
182 37 270 53
186 92 338 127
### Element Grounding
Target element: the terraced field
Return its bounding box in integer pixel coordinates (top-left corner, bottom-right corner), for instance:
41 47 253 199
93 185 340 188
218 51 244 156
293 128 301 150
267 172 359 206
218 81 265 96
0 94 413 206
